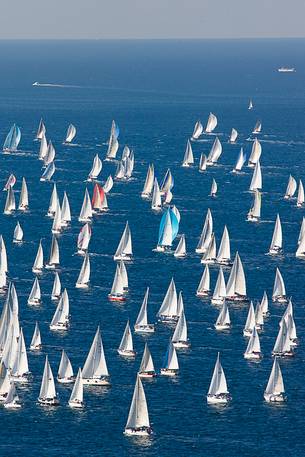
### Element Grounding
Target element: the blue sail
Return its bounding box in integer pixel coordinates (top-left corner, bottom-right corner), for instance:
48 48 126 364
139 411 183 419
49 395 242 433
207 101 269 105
170 209 179 241
114 123 120 139
158 209 170 245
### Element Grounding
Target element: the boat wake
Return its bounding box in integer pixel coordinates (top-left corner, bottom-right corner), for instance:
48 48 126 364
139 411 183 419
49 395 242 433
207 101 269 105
32 82 81 88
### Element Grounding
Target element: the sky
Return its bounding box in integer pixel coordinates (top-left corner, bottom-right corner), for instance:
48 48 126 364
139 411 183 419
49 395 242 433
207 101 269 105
1 0 305 39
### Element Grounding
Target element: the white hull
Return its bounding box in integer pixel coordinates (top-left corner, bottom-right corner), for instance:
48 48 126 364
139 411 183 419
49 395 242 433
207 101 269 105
75 282 89 289
160 368 178 377
69 400 84 408
118 349 136 358
201 259 216 265
32 268 43 274
244 352 262 360
243 329 253 337
45 263 59 270
215 324 231 331
82 377 110 386
272 296 288 303
4 401 21 409
38 398 60 406
247 215 260 222
124 427 151 436
30 344 42 351
134 324 155 334
138 372 156 379
57 377 74 384
28 299 41 306
174 253 186 258
113 255 132 262
10 374 30 383
264 393 286 403
173 341 190 348
196 291 210 297
211 297 225 306
207 394 231 405
50 323 69 331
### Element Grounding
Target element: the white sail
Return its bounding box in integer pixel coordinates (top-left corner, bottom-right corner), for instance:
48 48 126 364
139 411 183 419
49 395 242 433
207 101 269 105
196 265 210 296
248 99 253 110
162 340 179 371
215 301 231 329
196 209 213 253
284 175 297 199
125 375 150 432
118 321 135 356
103 175 113 193
11 327 29 380
247 190 261 220
160 169 174 195
50 289 69 329
114 222 132 260
40 161 55 181
61 192 71 225
139 343 155 375
0 236 7 273
32 241 43 273
216 226 231 264
211 267 226 304
172 310 188 345
51 272 61 300
88 154 102 180
142 164 154 198
39 356 58 402
77 223 91 253
106 120 119 160
201 233 217 264
39 133 48 160
69 368 83 407
249 160 262 191
4 186 15 214
244 326 261 358
272 268 286 301
210 179 217 196
182 140 194 167
27 277 41 305
229 128 238 143
44 141 56 166
52 200 62 234
79 189 93 222
207 137 222 165
269 214 282 254
205 112 217 133
57 350 74 381
151 178 162 210
207 353 229 396
36 118 46 140
135 288 149 328
272 320 291 355
76 253 90 288
226 252 247 299
243 301 256 336
248 138 262 166
264 357 285 401
157 278 178 319
192 120 203 139
110 264 124 297
297 180 304 207
18 178 29 210
82 326 109 381
64 124 76 143
30 322 41 350
174 234 186 257
199 153 207 172
13 222 23 243
252 120 262 134
47 183 58 216
46 236 59 268
233 147 246 172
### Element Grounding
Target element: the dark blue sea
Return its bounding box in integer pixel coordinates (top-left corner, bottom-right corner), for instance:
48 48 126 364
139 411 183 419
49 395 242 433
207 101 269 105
0 39 305 456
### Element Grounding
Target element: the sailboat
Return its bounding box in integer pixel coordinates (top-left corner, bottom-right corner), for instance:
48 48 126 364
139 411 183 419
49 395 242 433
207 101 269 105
216 226 231 265
18 178 29 211
268 214 282 255
211 267 226 305
252 120 262 134
284 175 297 199
157 278 179 322
272 320 293 357
51 200 62 234
160 169 174 196
199 153 207 172
57 350 74 383
32 241 44 273
10 328 30 382
75 253 90 288
201 233 217 264
141 164 154 199
124 375 152 436
105 120 119 161
210 179 217 197
138 343 156 378
225 252 247 301
51 272 61 300
44 141 56 166
207 137 222 165
0 362 11 401
174 234 186 258
232 148 246 173
215 300 231 330
3 186 16 215
134 288 154 333
3 174 16 191
247 190 261 222
204 112 217 134
114 222 132 261
39 133 48 160
191 120 203 140
244 327 262 360
119 260 128 292
92 183 108 213
272 268 287 303
243 301 256 336
108 264 126 302
78 189 93 223
155 208 179 252
45 236 60 269
27 277 41 305
30 322 42 351
248 138 262 167
87 154 102 181
264 357 286 403
151 178 162 211
296 225 305 258
64 124 76 144
255 301 264 330
38 355 59 406
248 99 253 110
249 160 262 191
61 192 71 226
228 128 238 144
3 382 21 409
3 124 21 153
196 209 213 253
260 291 269 316
207 353 231 404
118 321 136 357
40 161 55 182
47 183 58 217
196 265 210 297
172 310 189 348
296 179 304 207
77 223 91 254
35 118 46 140
82 326 110 385
181 140 194 167
13 222 23 243
103 175 113 193
160 340 179 376
68 368 84 408
49 289 69 330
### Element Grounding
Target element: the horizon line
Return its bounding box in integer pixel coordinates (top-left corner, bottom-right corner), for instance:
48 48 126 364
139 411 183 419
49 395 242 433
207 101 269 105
0 36 304 41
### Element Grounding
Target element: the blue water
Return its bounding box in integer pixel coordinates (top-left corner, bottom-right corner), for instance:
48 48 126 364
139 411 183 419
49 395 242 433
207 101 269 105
0 39 305 456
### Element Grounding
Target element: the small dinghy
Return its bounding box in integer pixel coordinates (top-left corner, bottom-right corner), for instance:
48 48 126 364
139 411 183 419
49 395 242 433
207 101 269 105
118 321 136 358
49 289 69 331
13 222 23 243
108 264 126 302
210 178 218 197
244 327 262 360
138 343 156 378
114 222 133 261
18 178 29 211
284 175 297 199
215 301 231 331
141 164 155 199
57 350 74 384
232 147 246 173
191 120 203 140
45 236 60 269
172 310 190 348
268 214 282 255
272 320 293 357
207 353 231 404
181 140 194 167
225 252 247 301
264 357 286 403
27 277 41 305
160 340 179 376
248 138 262 167
32 241 43 273
38 355 59 406
272 268 287 303
124 375 152 436
247 190 261 222
211 267 226 305
3 382 21 409
82 326 110 385
243 301 256 337
51 272 61 300
134 288 154 333
29 322 42 351
87 154 102 181
68 368 84 408
196 265 210 297
64 123 76 144
75 253 90 288
174 234 186 257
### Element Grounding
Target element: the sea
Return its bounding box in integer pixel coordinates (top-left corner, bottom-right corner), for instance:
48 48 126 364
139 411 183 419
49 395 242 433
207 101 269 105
0 38 304 456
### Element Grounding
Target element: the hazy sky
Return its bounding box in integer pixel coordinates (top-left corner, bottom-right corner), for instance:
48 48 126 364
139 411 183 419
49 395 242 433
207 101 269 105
1 0 305 39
